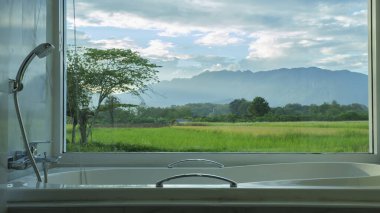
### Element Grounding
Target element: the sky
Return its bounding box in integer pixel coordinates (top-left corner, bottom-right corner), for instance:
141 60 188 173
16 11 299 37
66 0 368 81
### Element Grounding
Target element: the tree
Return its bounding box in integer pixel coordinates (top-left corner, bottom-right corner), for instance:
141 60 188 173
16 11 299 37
229 99 249 117
66 47 92 144
67 47 159 144
104 96 120 127
248 96 270 117
102 96 137 127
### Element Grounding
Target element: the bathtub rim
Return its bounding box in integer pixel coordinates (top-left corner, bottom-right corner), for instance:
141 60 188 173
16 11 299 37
8 162 380 188
57 152 380 168
7 186 380 209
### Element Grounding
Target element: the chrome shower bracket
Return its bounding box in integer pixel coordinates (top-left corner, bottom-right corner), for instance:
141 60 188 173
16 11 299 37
8 78 23 93
8 79 17 93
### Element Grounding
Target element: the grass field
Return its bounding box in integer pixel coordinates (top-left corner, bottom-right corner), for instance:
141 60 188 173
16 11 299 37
66 121 369 153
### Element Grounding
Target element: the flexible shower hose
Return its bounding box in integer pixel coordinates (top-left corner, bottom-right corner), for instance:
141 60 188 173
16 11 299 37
13 92 42 182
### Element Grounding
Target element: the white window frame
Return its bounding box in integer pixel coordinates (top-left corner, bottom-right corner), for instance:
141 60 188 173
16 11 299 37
52 0 380 167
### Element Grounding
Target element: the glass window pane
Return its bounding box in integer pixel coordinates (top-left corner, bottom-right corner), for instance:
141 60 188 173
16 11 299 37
65 0 369 153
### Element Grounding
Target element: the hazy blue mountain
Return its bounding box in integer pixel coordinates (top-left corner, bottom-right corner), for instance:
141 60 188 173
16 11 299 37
116 67 368 107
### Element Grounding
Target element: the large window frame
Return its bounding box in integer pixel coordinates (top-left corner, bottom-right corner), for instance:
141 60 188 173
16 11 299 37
53 0 380 167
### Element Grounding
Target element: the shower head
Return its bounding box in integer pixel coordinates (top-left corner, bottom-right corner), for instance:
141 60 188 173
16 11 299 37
34 43 55 58
13 43 55 92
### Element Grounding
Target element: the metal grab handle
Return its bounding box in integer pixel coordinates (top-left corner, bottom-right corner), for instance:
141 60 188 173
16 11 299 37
155 173 237 188
167 159 224 168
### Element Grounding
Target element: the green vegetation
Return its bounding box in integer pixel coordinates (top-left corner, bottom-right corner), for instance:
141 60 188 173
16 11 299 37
66 47 159 144
248 96 271 117
65 47 368 154
67 121 369 153
93 100 368 127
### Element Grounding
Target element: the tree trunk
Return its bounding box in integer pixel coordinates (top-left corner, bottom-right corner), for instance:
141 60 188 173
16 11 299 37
71 122 77 144
79 124 87 144
71 115 78 144
110 108 115 127
79 110 89 144
86 105 101 140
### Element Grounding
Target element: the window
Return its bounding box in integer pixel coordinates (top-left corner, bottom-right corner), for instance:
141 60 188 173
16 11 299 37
59 0 380 165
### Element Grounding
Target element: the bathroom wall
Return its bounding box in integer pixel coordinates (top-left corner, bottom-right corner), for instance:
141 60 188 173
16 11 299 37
0 0 55 199
0 0 60 210
6 0 53 155
0 1 11 211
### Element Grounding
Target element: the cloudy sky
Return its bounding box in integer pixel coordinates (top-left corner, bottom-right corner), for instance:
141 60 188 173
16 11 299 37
67 0 368 81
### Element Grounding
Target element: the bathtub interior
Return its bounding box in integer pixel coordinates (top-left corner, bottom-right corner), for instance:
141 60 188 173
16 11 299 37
8 162 380 187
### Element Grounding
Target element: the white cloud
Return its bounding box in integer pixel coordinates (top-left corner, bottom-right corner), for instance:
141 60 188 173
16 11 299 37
66 29 93 47
84 38 191 61
353 9 367 16
89 37 137 49
332 15 366 28
205 63 241 71
297 2 368 29
298 40 315 47
350 62 364 68
246 31 303 59
195 31 243 46
139 40 173 59
316 53 368 73
320 47 334 55
158 29 193 37
68 10 198 37
317 54 351 65
183 0 224 9
66 0 242 35
247 37 288 59
66 0 369 77
68 8 248 40
298 37 333 47
138 40 191 60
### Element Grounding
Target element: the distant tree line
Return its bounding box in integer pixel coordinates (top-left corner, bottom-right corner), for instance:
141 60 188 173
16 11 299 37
93 97 368 126
227 99 367 122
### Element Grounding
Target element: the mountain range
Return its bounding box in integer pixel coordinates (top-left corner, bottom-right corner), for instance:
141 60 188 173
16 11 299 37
116 67 368 107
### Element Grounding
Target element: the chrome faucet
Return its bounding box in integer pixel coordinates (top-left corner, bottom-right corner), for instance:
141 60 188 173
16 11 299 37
8 141 61 183
8 151 31 170
34 152 61 183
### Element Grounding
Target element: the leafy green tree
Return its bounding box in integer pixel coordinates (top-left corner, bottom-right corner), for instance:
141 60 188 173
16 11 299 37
66 47 92 144
229 99 249 117
100 96 137 127
104 96 119 127
249 96 270 117
238 101 251 117
67 47 159 144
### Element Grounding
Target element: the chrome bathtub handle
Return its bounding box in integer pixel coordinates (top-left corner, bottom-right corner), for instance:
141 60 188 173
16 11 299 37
167 159 224 168
155 173 237 188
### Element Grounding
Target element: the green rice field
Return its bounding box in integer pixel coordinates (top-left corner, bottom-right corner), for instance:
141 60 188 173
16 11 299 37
66 121 369 153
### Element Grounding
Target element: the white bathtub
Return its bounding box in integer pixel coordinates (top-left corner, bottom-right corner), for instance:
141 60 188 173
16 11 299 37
27 162 380 186
7 162 380 210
